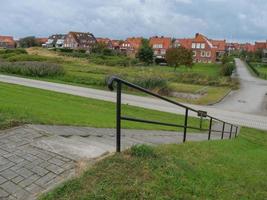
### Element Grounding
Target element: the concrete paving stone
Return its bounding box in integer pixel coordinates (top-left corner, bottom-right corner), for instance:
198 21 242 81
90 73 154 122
0 176 7 185
18 175 40 188
7 155 25 164
0 162 15 173
48 158 66 167
0 188 9 198
30 166 49 177
25 183 43 195
16 168 33 178
35 173 56 188
1 170 17 180
11 176 24 184
1 181 29 199
45 164 65 175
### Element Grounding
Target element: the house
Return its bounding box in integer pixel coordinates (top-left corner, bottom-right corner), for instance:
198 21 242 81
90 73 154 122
175 33 218 63
149 36 172 58
262 49 267 63
111 40 121 50
35 38 48 46
43 34 66 48
120 37 142 57
211 40 226 61
64 32 97 52
255 41 267 51
0 36 15 48
239 43 255 52
96 38 113 49
226 42 240 54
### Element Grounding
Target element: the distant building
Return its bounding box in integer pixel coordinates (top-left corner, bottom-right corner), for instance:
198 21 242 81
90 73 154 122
35 38 48 46
175 33 225 63
96 38 113 49
149 36 172 58
64 32 97 52
255 41 267 51
120 37 142 57
239 43 255 52
262 49 267 63
43 34 66 48
0 36 15 48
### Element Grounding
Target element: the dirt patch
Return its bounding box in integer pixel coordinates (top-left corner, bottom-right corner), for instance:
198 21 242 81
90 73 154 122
171 92 205 100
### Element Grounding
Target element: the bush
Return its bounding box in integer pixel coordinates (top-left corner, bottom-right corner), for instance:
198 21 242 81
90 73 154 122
0 61 65 77
0 48 27 55
58 48 74 53
130 145 156 158
5 54 51 62
220 63 235 76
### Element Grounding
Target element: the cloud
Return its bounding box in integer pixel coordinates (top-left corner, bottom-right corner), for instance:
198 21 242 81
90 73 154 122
0 0 266 42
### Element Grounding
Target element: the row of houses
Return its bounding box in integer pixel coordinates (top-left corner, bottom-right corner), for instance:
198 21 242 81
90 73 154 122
1 33 267 63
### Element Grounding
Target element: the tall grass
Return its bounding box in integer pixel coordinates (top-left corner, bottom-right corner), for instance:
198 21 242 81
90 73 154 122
0 61 65 77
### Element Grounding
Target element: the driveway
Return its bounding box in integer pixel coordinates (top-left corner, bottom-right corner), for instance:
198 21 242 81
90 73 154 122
0 60 267 130
212 58 267 115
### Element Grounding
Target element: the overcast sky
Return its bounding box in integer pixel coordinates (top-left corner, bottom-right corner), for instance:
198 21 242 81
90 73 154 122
0 0 266 42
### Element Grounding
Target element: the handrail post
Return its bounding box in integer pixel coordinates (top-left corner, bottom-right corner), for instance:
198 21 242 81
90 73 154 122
183 108 188 143
208 117 213 140
235 126 238 138
116 81 122 152
229 125 233 139
221 122 225 140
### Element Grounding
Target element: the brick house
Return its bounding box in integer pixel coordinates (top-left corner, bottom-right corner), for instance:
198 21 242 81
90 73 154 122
149 36 172 58
0 36 15 48
262 49 267 63
96 38 113 49
64 32 97 52
239 43 255 52
175 33 218 63
255 41 267 51
120 37 142 57
211 40 226 61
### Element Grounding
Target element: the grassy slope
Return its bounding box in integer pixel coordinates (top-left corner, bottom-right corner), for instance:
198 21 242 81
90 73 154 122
0 82 206 131
39 127 267 200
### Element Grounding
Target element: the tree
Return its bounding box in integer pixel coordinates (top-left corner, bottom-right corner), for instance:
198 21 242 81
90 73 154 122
137 39 154 65
18 36 37 48
166 47 193 71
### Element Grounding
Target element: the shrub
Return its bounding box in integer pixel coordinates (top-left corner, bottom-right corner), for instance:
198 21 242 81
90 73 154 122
220 63 235 76
0 48 27 55
132 76 167 90
130 145 156 158
0 61 65 77
58 48 74 53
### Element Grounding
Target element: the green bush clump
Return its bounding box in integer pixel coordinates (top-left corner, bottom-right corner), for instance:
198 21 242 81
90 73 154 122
89 54 139 67
220 63 235 76
57 48 74 53
0 48 27 55
130 145 157 158
0 61 65 77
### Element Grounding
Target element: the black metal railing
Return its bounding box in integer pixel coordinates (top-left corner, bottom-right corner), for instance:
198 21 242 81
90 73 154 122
108 76 239 152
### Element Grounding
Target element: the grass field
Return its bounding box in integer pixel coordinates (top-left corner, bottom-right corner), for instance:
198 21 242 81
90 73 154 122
39 127 267 200
0 82 207 132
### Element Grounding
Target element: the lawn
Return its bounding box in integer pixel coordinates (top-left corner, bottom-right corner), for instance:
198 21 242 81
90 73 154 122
249 62 267 79
39 127 267 200
0 82 207 132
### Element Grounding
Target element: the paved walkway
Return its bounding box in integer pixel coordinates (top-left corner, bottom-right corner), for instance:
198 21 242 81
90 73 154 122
0 124 233 199
0 60 267 130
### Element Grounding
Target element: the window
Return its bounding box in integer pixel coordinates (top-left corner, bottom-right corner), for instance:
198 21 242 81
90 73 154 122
201 43 205 49
161 49 166 55
192 43 196 48
206 51 211 57
193 51 196 57
153 44 163 48
201 51 205 57
196 43 201 49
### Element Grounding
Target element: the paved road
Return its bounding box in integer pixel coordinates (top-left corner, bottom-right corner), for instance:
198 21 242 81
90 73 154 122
212 59 267 115
0 124 233 199
0 59 267 130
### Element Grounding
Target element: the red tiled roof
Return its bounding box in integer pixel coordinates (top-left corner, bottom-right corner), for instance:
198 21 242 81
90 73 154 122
35 38 48 44
149 36 172 49
96 38 111 44
255 41 267 50
126 37 143 50
175 38 193 49
0 36 15 46
211 40 226 51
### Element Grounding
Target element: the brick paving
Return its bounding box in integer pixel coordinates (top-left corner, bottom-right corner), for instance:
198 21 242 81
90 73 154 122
0 126 75 200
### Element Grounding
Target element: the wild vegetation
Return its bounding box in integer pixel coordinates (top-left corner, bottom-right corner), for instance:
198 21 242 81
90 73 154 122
39 127 267 200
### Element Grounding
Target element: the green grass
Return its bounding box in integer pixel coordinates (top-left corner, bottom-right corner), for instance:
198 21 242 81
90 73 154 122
0 82 207 131
39 127 267 200
249 62 267 79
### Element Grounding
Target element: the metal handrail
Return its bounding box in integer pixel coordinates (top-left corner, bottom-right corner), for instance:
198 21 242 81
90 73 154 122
108 76 239 152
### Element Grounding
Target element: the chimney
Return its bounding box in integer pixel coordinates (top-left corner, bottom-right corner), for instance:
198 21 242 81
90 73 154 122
195 33 199 37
